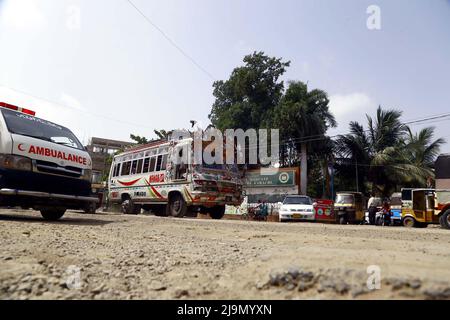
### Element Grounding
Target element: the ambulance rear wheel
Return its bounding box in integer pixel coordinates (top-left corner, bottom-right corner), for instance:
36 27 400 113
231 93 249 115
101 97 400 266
40 209 66 221
209 205 225 220
440 210 450 230
167 193 187 218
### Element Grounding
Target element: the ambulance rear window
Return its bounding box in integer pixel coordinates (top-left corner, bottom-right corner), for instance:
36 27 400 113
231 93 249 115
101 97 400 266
1 108 83 150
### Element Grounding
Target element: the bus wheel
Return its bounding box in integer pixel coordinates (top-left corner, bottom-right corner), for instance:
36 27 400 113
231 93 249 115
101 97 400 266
209 206 225 220
122 196 140 215
402 216 416 228
440 210 450 230
167 193 187 218
41 209 66 221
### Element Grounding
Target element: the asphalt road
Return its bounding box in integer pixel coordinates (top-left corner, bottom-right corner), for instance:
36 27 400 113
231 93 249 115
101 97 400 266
1 209 450 300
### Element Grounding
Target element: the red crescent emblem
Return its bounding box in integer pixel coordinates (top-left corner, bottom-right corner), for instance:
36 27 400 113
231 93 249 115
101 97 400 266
18 144 25 152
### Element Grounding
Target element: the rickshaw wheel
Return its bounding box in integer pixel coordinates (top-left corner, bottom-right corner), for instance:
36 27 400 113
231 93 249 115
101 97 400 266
339 215 347 225
402 216 416 228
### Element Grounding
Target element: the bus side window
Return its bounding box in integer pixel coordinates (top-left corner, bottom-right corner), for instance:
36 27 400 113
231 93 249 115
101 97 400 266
137 159 143 174
156 155 163 172
150 157 156 172
121 161 131 176
161 154 168 170
112 163 118 177
143 158 150 173
131 160 138 175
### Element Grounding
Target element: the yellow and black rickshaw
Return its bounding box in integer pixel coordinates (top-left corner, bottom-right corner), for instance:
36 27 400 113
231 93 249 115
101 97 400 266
334 192 366 225
401 188 450 229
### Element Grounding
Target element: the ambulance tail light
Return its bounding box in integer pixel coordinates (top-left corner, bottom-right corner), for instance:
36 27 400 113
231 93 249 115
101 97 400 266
0 102 36 116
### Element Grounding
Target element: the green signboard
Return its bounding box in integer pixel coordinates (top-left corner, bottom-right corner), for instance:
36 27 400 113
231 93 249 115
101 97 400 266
244 170 295 187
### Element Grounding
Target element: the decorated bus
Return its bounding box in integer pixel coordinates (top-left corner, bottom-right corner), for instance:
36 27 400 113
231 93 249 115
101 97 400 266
108 137 244 219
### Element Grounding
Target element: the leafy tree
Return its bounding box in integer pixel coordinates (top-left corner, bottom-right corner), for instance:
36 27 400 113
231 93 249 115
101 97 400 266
209 51 290 130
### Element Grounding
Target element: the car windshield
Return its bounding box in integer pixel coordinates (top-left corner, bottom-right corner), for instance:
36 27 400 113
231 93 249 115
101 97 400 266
1 108 84 150
283 196 312 205
335 194 355 204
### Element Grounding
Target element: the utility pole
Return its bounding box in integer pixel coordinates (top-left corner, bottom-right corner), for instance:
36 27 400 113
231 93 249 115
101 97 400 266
355 158 359 192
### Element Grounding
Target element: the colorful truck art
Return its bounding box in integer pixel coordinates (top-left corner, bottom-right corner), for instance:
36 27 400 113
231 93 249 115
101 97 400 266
108 138 244 219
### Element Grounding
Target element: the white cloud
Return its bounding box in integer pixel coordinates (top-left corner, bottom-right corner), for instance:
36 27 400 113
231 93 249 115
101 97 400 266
328 92 377 133
0 0 47 30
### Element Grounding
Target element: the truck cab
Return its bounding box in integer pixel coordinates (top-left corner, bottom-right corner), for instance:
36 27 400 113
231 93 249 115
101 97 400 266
0 102 98 220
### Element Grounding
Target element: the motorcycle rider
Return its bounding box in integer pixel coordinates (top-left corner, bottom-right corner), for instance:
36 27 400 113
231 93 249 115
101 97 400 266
367 194 378 225
381 200 392 226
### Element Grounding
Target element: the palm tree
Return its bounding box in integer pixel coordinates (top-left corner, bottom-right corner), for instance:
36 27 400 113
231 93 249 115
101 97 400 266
154 129 170 140
335 106 445 196
274 81 337 194
401 127 445 186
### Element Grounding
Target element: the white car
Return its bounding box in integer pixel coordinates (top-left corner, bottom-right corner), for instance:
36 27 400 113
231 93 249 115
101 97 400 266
279 195 315 222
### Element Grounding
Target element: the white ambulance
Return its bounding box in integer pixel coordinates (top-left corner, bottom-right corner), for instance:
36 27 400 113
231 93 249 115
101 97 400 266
0 102 98 220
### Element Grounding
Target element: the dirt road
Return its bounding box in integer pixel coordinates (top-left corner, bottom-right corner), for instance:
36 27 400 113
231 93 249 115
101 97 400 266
1 209 450 300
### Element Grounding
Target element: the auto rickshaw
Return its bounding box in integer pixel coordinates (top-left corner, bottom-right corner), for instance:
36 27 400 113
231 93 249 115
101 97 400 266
334 192 366 224
401 188 450 229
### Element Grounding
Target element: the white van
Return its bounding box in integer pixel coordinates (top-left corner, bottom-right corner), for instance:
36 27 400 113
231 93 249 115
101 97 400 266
0 102 98 220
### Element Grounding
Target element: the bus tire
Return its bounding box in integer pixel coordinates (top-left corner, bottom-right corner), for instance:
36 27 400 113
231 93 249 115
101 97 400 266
440 210 450 230
41 208 66 221
209 205 225 220
121 196 140 215
167 193 187 218
402 216 416 228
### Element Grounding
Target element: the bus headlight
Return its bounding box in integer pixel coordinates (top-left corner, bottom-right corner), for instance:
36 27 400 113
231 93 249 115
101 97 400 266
82 169 92 181
0 154 32 171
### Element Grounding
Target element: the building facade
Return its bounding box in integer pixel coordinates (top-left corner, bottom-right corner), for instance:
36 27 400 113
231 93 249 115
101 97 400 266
85 137 135 184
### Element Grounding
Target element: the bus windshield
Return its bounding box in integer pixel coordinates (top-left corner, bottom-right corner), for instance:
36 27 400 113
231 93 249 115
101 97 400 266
1 108 84 150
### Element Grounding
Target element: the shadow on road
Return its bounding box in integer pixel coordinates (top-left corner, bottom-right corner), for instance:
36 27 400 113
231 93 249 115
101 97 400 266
0 213 114 227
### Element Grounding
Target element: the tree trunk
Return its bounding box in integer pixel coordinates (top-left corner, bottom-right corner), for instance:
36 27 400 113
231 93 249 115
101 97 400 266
300 143 307 195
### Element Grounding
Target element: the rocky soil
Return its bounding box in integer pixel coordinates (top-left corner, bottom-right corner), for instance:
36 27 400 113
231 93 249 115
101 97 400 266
1 209 450 300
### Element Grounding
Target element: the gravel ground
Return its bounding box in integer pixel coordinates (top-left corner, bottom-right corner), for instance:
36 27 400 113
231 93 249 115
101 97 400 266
1 209 450 300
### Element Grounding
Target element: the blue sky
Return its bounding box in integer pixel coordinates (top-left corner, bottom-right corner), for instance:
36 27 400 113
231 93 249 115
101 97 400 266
0 0 449 152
